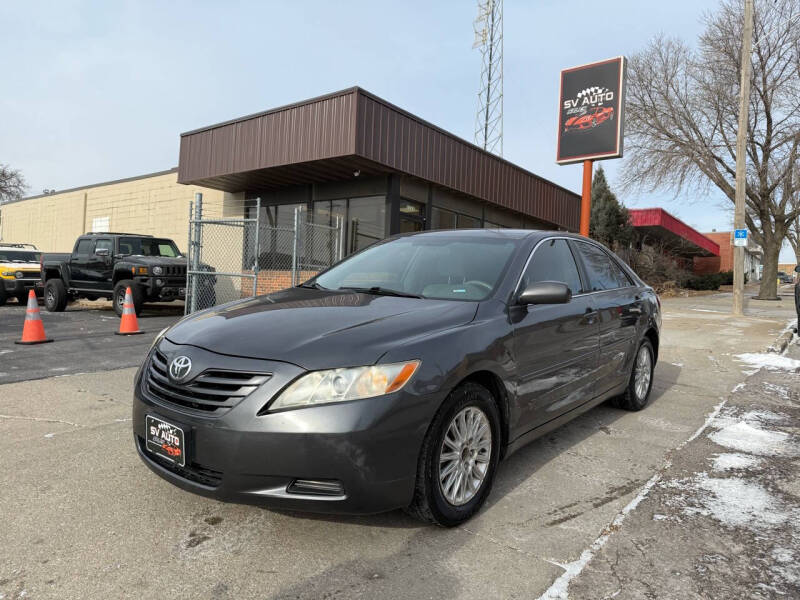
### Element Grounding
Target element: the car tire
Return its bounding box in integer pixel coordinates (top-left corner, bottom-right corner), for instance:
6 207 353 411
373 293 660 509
406 382 501 527
44 279 68 312
612 339 655 411
114 280 143 317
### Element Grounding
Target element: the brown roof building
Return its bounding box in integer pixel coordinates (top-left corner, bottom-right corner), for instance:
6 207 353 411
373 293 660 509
177 87 581 253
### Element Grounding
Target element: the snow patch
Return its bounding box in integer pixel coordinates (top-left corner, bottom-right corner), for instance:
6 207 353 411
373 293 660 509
691 473 788 528
711 453 761 471
763 382 790 399
734 353 800 372
731 383 746 392
709 421 789 456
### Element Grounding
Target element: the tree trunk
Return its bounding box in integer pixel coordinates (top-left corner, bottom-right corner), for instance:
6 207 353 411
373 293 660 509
757 239 780 300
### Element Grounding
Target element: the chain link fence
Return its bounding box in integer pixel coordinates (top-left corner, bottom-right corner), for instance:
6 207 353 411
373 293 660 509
185 196 344 314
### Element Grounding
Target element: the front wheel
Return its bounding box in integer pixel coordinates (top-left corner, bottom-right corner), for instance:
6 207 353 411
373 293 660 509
406 382 501 526
113 280 143 317
44 279 68 312
612 339 655 411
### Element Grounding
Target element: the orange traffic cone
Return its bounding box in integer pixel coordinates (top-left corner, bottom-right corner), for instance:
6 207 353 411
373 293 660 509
15 290 53 345
115 287 144 335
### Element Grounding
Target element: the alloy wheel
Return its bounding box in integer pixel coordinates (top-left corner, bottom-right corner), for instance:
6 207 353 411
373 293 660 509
438 406 492 506
634 345 652 401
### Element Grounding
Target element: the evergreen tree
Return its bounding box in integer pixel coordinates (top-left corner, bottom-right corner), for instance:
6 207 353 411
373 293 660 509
589 165 633 249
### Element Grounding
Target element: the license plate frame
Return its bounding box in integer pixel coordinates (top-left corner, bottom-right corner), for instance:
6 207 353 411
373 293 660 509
145 415 186 467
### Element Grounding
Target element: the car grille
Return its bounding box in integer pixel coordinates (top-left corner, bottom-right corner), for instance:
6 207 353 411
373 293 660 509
145 349 271 413
137 436 223 487
162 265 186 277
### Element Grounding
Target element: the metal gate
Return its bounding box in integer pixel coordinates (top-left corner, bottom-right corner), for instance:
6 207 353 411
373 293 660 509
185 194 344 314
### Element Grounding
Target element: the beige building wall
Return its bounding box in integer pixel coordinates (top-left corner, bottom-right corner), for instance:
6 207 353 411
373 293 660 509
0 169 239 253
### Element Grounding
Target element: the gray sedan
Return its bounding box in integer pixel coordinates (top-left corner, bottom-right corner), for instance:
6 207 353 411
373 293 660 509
132 230 660 526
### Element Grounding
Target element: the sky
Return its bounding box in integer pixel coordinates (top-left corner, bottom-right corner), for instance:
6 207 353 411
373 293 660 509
0 0 793 261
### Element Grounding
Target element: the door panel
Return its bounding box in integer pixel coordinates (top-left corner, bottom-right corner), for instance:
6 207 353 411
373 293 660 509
69 238 94 287
571 240 643 396
511 296 599 436
85 238 113 290
510 238 599 438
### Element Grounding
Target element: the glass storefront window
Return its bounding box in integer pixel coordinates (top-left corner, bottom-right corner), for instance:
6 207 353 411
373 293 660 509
348 196 385 253
457 214 481 229
431 207 457 230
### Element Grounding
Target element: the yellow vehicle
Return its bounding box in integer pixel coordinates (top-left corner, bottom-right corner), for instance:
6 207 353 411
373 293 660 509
0 243 42 306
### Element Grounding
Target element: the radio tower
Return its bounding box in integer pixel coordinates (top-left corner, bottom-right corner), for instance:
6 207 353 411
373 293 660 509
473 0 503 156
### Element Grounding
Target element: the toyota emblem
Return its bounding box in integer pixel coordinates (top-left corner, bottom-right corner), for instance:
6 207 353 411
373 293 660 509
169 356 192 381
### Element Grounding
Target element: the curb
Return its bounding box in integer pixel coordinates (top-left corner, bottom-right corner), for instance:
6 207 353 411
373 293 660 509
768 328 796 354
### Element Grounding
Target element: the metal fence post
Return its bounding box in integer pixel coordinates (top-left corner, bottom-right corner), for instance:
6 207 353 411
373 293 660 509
185 199 193 315
291 206 300 287
191 192 203 313
252 197 261 297
338 215 346 261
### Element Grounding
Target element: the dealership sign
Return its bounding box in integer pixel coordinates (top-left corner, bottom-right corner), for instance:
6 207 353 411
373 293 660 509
556 56 627 165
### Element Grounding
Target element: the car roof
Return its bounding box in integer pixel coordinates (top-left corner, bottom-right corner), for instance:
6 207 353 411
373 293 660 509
392 228 584 243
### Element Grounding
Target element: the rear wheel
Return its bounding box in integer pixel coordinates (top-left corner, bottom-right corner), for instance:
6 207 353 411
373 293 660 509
406 382 501 526
612 339 655 411
113 280 143 317
44 279 68 312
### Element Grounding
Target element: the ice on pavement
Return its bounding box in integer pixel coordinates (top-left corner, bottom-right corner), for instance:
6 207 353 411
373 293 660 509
734 353 800 372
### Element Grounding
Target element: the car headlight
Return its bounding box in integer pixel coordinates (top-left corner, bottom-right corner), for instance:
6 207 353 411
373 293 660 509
269 360 421 411
150 327 169 350
1 271 14 277
152 266 163 276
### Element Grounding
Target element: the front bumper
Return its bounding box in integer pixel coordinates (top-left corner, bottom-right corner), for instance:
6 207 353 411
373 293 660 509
3 277 42 296
132 340 435 514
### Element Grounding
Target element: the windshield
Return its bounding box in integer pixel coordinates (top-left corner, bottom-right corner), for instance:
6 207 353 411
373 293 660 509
314 235 518 300
0 250 41 263
118 237 181 257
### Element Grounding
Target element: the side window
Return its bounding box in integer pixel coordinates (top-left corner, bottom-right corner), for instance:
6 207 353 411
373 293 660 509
575 242 631 291
95 239 112 254
74 239 93 256
520 239 583 295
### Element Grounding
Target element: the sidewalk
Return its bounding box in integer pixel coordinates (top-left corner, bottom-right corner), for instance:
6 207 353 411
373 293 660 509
563 298 800 599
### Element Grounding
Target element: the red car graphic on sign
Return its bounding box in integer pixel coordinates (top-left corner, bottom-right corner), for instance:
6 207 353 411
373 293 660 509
564 106 614 132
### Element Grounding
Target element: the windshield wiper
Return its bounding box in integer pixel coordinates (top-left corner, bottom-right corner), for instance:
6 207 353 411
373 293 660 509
339 286 422 299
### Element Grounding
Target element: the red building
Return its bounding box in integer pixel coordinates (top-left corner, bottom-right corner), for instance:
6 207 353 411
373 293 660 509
693 231 763 280
628 208 719 268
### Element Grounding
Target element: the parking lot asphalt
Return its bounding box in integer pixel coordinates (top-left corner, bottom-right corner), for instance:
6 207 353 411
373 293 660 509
0 299 184 384
0 291 796 599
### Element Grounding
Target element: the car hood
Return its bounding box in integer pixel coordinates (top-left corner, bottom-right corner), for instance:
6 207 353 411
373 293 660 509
165 287 478 370
123 256 186 266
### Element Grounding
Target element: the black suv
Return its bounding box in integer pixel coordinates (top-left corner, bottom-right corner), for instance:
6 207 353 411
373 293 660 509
41 233 189 316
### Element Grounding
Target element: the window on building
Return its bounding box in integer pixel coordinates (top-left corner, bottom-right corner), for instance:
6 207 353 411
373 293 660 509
431 207 457 230
348 196 385 253
483 221 503 229
457 214 481 229
520 238 583 295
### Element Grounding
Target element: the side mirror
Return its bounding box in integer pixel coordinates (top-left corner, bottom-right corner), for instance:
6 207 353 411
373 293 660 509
95 248 110 257
518 281 572 305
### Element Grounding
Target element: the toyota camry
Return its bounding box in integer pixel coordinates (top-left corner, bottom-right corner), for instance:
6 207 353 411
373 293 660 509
133 229 660 526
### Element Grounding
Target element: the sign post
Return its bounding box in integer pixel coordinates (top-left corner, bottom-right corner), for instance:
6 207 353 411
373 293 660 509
557 56 627 236
580 160 593 236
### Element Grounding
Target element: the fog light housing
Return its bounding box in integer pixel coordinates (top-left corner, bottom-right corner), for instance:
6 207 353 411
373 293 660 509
155 278 164 287
287 479 345 497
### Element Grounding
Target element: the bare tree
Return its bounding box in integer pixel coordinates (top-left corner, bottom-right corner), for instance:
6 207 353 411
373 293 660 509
620 0 800 299
0 164 27 204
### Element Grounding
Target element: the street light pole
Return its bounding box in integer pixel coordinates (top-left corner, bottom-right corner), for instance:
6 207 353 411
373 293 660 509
732 0 754 316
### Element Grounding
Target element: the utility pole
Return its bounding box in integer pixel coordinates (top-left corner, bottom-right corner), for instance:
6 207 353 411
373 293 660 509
732 0 754 316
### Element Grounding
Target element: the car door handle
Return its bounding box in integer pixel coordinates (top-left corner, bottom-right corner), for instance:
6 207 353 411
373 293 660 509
582 309 598 325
